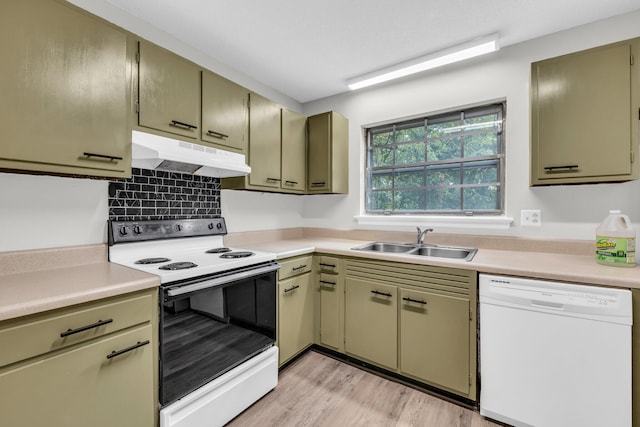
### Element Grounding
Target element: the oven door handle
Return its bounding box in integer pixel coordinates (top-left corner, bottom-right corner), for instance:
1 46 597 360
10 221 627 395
166 263 280 297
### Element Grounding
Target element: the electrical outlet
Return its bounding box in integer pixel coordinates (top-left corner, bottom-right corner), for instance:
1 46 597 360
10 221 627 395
521 209 542 227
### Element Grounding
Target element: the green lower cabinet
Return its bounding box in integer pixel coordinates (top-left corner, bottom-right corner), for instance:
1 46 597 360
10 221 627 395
345 278 397 370
399 286 470 395
344 258 477 401
315 255 344 352
278 273 314 365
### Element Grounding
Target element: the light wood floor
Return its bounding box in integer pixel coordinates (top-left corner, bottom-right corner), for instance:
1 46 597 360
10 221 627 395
227 350 503 427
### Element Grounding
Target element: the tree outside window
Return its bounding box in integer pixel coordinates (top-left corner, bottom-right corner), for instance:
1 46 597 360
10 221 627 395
365 103 505 215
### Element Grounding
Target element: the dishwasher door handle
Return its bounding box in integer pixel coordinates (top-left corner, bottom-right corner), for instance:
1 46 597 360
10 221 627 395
530 300 564 310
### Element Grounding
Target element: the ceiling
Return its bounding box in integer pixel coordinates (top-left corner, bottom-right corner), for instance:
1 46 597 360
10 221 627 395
103 0 640 103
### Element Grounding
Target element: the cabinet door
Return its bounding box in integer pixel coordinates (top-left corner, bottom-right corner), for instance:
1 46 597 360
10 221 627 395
281 108 307 193
278 273 313 365
307 111 349 194
400 287 470 395
0 324 154 427
307 112 331 192
138 41 200 139
345 278 397 370
0 0 129 177
531 41 636 184
201 71 248 152
248 93 282 188
319 275 340 349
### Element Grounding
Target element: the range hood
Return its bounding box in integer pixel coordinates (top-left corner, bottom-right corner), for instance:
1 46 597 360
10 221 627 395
131 130 251 178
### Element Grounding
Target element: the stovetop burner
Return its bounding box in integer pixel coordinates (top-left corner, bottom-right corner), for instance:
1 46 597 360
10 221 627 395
205 247 232 254
220 251 254 259
135 257 171 265
159 262 198 270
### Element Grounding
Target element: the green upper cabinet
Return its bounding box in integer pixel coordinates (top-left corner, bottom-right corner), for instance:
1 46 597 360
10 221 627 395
201 71 248 153
223 95 307 193
137 41 200 140
281 108 307 193
307 111 349 194
248 93 282 188
0 0 131 178
530 38 640 185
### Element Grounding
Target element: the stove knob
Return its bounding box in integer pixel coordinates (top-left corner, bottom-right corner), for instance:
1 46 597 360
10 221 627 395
119 225 128 236
174 224 182 232
216 222 223 230
133 225 142 235
208 223 214 230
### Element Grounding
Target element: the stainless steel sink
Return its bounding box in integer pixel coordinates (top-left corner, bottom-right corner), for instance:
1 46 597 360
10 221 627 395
410 245 477 261
351 242 416 253
351 241 477 261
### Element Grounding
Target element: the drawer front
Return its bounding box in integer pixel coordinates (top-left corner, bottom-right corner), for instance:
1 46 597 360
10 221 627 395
278 255 313 280
319 273 338 288
318 256 339 274
0 291 154 368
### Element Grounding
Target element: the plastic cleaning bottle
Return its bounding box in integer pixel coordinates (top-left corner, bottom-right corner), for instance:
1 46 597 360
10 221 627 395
595 210 636 267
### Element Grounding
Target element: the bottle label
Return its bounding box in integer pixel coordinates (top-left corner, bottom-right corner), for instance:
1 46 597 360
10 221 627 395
596 236 636 265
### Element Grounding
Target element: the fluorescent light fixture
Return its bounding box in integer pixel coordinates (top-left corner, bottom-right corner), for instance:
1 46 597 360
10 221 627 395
346 34 499 90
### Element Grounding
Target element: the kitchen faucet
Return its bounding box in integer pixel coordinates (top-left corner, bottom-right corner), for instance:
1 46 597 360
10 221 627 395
416 227 434 245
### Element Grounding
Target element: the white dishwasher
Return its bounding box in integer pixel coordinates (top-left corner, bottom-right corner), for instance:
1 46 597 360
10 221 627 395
479 274 632 427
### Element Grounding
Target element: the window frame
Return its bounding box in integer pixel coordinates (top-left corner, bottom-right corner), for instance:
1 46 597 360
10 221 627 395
364 102 505 216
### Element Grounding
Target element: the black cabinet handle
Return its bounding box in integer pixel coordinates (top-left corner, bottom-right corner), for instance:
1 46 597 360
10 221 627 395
106 340 150 360
371 290 392 297
402 296 427 305
169 120 197 130
60 319 113 338
82 152 123 161
292 264 307 271
319 262 336 268
266 177 282 182
285 180 298 185
319 280 336 286
543 165 579 172
284 285 300 293
311 182 326 187
207 130 229 139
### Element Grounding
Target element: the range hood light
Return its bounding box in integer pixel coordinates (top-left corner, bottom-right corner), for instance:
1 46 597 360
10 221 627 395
131 130 251 178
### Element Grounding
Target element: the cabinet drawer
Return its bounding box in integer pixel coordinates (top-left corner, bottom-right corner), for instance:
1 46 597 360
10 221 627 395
0 292 153 368
318 256 339 274
319 273 338 287
279 255 313 280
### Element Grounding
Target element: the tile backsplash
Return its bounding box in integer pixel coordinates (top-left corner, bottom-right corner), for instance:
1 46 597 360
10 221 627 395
108 168 221 221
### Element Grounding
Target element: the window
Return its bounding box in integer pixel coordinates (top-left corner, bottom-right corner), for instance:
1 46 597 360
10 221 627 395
365 103 504 215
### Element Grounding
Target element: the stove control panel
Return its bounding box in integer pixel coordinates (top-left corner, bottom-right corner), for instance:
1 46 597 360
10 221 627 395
108 218 228 245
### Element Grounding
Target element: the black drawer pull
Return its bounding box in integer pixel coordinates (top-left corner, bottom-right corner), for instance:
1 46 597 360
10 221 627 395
320 280 336 286
207 130 229 139
82 152 123 161
371 290 392 297
311 182 326 187
60 319 113 338
543 165 579 172
319 262 336 268
169 120 197 130
285 180 299 185
106 340 150 360
284 285 300 293
292 264 307 271
266 177 282 182
403 296 427 305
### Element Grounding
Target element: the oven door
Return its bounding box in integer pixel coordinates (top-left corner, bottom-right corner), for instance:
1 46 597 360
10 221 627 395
159 261 279 406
